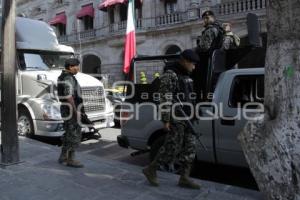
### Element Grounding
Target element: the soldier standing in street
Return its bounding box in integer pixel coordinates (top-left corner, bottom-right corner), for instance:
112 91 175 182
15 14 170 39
142 49 201 189
197 10 224 53
57 58 84 168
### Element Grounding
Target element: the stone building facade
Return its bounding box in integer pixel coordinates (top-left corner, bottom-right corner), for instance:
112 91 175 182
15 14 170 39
16 0 267 86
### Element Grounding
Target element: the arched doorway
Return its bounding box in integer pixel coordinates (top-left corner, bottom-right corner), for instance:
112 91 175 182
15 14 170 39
82 54 101 74
165 45 182 55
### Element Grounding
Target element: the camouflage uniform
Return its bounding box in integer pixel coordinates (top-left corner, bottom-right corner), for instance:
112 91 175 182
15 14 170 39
197 22 224 53
155 64 196 175
223 31 241 50
57 70 82 152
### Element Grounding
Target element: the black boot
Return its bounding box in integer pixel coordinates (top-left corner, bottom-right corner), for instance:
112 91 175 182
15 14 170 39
178 165 201 189
58 148 68 165
142 160 159 186
67 150 84 168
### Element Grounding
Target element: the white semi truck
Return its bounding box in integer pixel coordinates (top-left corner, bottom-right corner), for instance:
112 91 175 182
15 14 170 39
1 17 114 137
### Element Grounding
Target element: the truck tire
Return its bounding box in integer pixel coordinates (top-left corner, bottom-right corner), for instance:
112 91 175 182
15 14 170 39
18 108 34 138
150 135 166 161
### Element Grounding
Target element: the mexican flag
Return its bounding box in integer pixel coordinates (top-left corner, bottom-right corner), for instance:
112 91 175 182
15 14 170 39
123 0 136 74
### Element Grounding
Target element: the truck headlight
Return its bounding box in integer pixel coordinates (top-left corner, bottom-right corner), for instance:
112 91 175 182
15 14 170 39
41 104 61 120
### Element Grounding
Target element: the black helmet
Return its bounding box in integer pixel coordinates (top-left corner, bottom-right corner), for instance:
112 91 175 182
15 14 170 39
202 10 215 19
181 49 200 63
65 58 80 69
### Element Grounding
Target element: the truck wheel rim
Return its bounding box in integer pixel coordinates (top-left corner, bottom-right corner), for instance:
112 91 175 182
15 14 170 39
18 116 32 136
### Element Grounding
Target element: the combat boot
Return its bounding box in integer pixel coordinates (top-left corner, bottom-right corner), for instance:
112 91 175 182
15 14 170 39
67 150 84 168
142 161 159 186
178 166 201 189
58 148 68 165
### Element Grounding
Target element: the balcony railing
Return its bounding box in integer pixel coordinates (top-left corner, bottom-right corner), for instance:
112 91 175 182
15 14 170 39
108 19 143 33
58 35 68 43
58 4 266 44
218 0 266 16
79 29 96 39
155 12 187 26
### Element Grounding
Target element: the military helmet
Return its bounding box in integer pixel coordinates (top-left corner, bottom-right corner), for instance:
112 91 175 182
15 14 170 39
202 10 215 19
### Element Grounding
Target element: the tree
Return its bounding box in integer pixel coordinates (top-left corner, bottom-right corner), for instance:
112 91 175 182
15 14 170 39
239 0 300 199
1 0 19 165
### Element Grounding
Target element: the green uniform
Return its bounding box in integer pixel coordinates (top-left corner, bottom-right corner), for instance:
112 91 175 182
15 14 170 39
57 71 82 151
223 31 241 50
197 22 224 53
156 63 196 174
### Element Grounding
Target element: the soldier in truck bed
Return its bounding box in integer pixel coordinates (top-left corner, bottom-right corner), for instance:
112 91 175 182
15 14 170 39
197 10 225 53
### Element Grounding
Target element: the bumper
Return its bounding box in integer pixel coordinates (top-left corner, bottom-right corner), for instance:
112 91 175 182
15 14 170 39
117 135 129 148
34 120 65 137
34 112 115 137
87 112 115 130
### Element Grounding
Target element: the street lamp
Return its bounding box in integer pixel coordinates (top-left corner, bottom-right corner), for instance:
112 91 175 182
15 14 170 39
0 0 19 165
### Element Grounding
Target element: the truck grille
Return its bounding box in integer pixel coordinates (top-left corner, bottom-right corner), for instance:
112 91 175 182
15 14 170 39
81 87 106 113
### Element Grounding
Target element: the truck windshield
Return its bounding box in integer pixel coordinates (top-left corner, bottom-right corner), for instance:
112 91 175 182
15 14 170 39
18 52 74 71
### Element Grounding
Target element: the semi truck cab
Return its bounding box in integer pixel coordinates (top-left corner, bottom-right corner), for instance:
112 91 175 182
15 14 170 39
1 17 114 137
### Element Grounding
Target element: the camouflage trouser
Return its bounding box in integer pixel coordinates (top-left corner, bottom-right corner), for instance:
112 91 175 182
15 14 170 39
61 117 82 151
155 121 196 174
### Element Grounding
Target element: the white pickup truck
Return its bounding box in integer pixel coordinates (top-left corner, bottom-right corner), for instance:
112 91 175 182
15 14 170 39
0 17 114 137
118 59 264 167
117 13 264 167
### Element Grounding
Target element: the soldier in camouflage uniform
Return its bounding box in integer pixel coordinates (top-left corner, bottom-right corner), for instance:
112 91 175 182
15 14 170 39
197 10 224 53
222 23 241 50
57 58 84 168
143 50 201 189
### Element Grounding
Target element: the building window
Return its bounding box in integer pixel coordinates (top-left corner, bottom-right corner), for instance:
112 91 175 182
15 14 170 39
57 24 66 36
165 45 181 55
108 8 115 24
82 16 94 30
120 3 128 21
49 12 67 36
135 0 143 19
165 1 177 15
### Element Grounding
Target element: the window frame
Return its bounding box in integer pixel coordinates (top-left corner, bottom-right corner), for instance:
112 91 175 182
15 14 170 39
228 75 264 108
165 1 178 15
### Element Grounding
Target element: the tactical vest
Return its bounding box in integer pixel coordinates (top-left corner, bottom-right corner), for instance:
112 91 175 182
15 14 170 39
203 22 225 52
57 71 83 117
165 64 196 117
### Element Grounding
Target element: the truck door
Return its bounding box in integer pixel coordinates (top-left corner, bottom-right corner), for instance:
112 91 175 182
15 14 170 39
215 74 264 167
193 105 216 163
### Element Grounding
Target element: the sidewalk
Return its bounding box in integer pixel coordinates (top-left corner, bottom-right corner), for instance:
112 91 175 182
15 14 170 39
0 137 263 200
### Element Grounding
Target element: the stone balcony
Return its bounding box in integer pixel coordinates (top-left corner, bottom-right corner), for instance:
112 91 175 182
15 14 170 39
216 0 267 18
58 1 266 45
